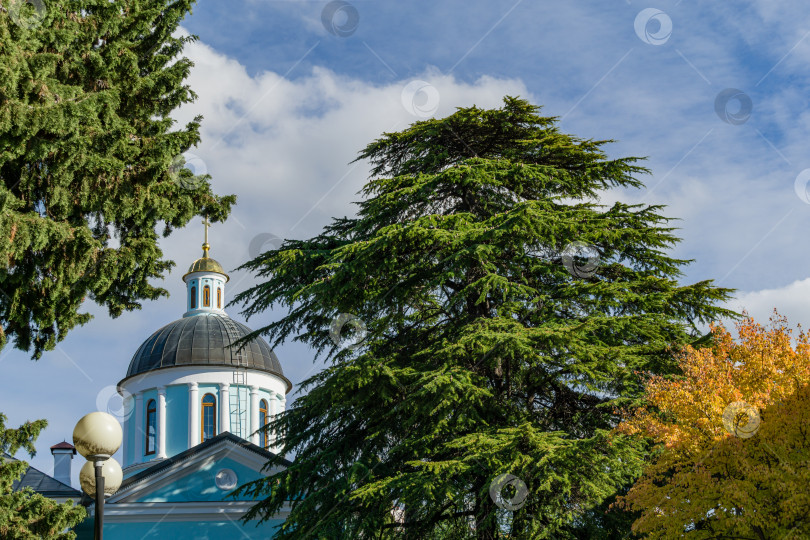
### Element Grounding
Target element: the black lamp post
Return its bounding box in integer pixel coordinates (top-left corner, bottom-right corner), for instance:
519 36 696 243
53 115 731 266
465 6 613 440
73 412 123 540
96 460 104 538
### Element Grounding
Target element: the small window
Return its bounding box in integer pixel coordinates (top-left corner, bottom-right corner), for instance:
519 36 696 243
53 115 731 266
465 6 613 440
259 399 268 449
190 286 197 309
146 399 156 455
203 285 211 307
217 288 222 309
202 393 216 442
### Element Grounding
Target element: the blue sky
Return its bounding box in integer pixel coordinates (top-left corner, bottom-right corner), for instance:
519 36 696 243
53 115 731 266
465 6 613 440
5 0 810 486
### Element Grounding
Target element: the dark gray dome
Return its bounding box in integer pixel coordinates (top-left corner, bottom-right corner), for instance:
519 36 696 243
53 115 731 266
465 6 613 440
122 314 290 390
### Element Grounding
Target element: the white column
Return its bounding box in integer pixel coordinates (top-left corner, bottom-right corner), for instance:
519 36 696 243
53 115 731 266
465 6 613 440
269 392 278 416
276 396 287 452
188 382 199 448
249 386 260 445
157 386 167 458
121 394 130 467
269 393 279 450
279 395 286 413
134 392 144 462
219 383 230 434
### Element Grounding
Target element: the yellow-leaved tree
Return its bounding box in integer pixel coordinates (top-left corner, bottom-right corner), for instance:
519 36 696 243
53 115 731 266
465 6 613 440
614 313 810 538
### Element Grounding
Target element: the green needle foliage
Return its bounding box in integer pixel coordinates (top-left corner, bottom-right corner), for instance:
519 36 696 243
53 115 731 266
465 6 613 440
0 0 234 359
0 414 86 539
234 97 735 538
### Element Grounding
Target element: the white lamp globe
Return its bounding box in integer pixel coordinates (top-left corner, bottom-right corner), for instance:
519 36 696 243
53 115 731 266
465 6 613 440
73 411 123 458
79 458 123 497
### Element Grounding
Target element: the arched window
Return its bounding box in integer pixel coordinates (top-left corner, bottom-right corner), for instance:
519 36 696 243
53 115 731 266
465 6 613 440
203 285 211 307
217 288 222 309
145 399 156 455
259 399 268 449
190 286 197 309
202 393 216 442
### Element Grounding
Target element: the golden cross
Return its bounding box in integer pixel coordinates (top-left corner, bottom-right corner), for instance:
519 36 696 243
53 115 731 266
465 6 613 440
202 216 210 257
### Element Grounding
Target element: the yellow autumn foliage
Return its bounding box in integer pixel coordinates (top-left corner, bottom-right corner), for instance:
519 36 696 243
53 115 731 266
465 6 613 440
615 312 810 538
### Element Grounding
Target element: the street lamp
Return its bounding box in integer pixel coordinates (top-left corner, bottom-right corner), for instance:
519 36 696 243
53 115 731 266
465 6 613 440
73 412 123 540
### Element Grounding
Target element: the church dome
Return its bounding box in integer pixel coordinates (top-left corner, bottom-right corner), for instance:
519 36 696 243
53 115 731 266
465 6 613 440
184 256 229 281
117 222 291 470
122 313 291 391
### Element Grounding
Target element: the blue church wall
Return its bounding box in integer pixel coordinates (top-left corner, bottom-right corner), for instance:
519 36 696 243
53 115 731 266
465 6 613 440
259 389 272 405
198 384 219 404
133 456 269 503
75 518 284 540
108 519 284 540
198 384 219 398
166 384 189 457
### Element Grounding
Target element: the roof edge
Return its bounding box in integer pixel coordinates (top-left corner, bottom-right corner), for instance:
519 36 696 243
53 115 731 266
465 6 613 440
116 432 293 494
117 364 293 394
9 460 83 497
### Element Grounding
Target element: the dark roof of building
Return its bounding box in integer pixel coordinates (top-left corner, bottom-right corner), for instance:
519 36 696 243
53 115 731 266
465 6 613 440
50 441 76 453
120 314 291 391
119 431 292 493
4 454 82 499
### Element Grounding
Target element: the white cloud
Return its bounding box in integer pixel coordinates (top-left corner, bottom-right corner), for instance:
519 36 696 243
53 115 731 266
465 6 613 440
173 31 532 247
728 278 810 329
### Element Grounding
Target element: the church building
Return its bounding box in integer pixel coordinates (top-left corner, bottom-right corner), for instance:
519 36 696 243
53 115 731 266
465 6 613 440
72 227 293 538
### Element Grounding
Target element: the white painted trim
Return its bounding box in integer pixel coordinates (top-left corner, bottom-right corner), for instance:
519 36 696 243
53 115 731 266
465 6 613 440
122 461 153 477
271 395 285 453
104 501 291 523
219 383 230 434
120 366 288 397
268 393 277 449
134 392 144 465
157 386 167 459
249 386 259 446
188 382 199 448
121 397 130 469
